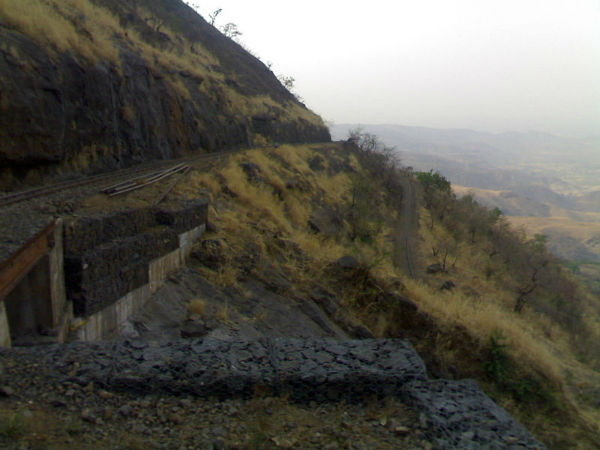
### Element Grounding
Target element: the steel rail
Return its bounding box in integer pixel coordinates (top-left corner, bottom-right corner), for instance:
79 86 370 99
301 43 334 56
104 164 190 197
101 163 188 194
0 150 238 208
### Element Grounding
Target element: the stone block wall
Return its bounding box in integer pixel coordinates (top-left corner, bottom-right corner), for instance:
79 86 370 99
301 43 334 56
64 200 207 337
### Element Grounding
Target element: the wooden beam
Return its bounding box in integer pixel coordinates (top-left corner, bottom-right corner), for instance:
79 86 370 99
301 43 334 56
0 220 56 301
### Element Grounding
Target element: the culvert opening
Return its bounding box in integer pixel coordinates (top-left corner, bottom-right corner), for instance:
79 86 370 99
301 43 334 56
3 254 55 346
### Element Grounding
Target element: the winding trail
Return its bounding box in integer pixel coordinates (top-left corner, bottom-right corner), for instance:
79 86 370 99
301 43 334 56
394 174 419 277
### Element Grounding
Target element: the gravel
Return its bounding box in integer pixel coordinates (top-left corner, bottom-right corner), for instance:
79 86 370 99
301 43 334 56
0 338 547 450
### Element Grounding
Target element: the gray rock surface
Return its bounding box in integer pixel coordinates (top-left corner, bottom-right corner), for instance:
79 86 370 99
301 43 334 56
0 2 330 176
1 338 546 450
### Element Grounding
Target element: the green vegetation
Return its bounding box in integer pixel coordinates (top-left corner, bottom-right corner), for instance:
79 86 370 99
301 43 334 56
0 413 26 438
415 169 452 195
483 330 511 386
483 330 556 407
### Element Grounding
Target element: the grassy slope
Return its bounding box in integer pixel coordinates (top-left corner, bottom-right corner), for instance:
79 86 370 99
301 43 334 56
166 143 600 449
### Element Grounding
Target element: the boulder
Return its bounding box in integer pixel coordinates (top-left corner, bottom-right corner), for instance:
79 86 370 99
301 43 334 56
308 207 343 237
440 281 456 291
180 320 209 338
336 255 359 271
426 263 443 274
191 239 228 270
239 162 262 184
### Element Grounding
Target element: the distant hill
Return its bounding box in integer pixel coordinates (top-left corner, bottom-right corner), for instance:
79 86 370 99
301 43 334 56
0 0 329 185
332 123 600 194
332 123 600 264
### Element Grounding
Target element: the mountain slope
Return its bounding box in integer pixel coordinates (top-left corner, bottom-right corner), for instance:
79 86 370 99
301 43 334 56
0 0 329 185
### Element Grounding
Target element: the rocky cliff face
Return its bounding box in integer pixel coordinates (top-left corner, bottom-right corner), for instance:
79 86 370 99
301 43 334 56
0 0 330 181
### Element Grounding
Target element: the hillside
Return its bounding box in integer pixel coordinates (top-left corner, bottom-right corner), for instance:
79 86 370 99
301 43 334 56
1 2 599 450
57 138 599 449
332 124 600 290
3 140 597 449
0 0 329 188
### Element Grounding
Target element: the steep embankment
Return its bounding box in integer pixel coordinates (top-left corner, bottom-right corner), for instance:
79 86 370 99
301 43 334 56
160 142 598 450
0 142 549 450
77 139 598 449
0 0 329 186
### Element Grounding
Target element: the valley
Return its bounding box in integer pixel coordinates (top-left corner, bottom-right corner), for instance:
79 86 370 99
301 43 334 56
332 124 600 267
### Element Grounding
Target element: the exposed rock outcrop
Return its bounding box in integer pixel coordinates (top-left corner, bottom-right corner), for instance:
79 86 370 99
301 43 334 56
0 0 330 181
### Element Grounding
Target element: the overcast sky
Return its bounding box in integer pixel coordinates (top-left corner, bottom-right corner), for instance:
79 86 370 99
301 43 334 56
190 1 599 137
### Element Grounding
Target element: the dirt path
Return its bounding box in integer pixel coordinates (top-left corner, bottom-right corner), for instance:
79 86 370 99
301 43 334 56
393 174 419 277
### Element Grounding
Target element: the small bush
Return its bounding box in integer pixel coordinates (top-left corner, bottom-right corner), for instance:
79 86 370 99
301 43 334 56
0 413 25 438
484 330 511 385
483 330 556 407
188 298 206 316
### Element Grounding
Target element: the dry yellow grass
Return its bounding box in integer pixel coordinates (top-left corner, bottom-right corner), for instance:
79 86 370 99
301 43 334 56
508 216 600 241
415 201 600 446
1 0 120 63
220 164 291 234
176 171 221 197
275 144 314 174
314 172 350 204
405 279 563 382
285 194 312 228
72 141 599 448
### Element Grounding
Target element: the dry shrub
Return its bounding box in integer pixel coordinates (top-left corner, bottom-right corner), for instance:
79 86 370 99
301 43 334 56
177 171 220 197
219 163 291 234
1 0 120 62
285 194 312 228
188 298 206 317
314 172 350 204
252 134 270 147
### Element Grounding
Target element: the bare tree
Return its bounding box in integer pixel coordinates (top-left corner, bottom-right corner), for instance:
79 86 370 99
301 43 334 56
221 22 242 39
278 75 295 90
209 8 222 25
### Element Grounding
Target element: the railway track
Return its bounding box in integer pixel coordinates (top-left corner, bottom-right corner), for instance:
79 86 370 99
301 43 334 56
0 151 236 208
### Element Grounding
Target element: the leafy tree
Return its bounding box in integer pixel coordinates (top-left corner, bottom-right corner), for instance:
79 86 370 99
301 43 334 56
346 173 384 243
342 129 403 243
415 170 453 229
346 128 402 204
415 169 451 195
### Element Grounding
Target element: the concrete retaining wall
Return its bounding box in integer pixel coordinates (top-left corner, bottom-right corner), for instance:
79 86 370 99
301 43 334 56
71 285 151 341
0 302 9 347
1 201 207 346
71 223 206 341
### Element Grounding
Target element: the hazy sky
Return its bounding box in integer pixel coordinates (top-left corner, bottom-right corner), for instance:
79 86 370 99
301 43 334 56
190 1 600 137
